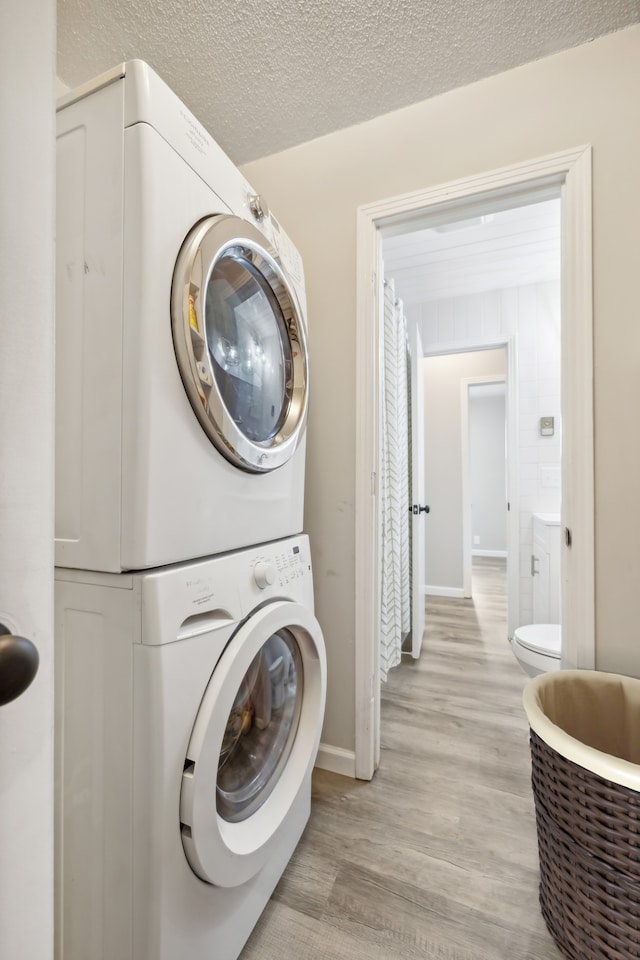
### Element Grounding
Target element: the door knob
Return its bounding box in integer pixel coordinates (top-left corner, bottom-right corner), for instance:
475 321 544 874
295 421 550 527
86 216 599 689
0 625 39 706
410 504 430 515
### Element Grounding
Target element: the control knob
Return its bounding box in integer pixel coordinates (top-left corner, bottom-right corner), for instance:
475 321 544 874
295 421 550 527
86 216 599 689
253 561 276 590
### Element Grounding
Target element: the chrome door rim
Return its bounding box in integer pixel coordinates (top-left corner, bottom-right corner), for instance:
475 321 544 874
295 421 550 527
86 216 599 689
172 215 308 473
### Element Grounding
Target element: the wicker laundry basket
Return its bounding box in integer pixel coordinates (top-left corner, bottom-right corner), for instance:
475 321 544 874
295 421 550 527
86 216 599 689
523 670 640 960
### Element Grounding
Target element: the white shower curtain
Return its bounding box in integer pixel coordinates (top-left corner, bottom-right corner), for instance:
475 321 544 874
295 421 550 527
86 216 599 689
379 278 411 682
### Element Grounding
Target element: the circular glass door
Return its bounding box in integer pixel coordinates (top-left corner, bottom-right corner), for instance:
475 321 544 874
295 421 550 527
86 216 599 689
179 601 326 888
172 215 308 473
217 629 303 822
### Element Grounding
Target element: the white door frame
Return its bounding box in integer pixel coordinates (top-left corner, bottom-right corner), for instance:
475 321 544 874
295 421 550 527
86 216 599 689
461 372 509 598
354 146 594 780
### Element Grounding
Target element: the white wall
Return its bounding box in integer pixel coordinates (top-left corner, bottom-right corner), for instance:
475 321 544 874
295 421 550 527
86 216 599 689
469 390 507 555
423 350 506 592
242 26 640 755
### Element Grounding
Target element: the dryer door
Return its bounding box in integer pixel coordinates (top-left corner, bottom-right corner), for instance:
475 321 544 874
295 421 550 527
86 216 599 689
172 215 308 473
180 600 326 888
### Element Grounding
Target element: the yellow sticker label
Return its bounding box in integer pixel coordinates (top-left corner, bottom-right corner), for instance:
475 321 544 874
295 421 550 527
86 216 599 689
188 294 198 331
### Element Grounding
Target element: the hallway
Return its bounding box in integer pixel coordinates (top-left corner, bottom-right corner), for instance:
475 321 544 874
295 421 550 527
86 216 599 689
241 558 562 960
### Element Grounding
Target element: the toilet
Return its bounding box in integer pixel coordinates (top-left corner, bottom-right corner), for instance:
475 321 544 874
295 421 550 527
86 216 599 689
511 624 561 677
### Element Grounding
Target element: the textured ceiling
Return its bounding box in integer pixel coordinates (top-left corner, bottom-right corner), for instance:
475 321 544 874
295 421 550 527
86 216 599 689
57 0 640 164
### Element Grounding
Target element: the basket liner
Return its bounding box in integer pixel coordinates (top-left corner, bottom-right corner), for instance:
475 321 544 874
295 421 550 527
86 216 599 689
523 670 640 791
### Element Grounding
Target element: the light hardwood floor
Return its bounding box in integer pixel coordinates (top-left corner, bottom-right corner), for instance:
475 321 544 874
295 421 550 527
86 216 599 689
240 558 563 960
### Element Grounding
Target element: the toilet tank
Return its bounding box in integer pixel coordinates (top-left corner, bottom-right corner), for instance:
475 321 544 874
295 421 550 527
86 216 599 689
532 514 561 624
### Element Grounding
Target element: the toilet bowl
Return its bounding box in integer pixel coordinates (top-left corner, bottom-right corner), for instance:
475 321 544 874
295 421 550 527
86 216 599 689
511 623 561 677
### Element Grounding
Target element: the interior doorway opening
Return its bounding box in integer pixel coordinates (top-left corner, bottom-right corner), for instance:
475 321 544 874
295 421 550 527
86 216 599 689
383 195 563 645
356 147 593 779
464 375 508 596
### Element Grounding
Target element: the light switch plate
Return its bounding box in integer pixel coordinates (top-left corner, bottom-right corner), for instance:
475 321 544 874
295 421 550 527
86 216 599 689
540 416 554 437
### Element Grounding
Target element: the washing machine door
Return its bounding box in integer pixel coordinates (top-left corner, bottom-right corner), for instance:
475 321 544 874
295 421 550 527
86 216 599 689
180 600 326 888
172 215 308 473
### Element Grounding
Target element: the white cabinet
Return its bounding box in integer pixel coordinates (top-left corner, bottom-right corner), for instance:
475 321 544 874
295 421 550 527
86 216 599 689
532 513 561 624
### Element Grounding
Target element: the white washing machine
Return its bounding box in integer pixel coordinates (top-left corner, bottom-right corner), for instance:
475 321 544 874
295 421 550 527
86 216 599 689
55 60 309 572
55 534 326 960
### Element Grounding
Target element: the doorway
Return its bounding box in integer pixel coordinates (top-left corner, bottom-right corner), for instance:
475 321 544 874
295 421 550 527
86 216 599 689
463 374 508 598
355 147 594 780
385 199 563 640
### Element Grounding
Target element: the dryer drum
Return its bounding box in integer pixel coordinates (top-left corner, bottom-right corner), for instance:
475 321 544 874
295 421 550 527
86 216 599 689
172 214 309 473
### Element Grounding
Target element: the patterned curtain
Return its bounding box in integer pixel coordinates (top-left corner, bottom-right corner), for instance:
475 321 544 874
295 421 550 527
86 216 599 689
379 279 411 681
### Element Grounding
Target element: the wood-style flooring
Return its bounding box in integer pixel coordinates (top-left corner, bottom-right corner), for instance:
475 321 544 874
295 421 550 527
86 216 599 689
240 558 562 960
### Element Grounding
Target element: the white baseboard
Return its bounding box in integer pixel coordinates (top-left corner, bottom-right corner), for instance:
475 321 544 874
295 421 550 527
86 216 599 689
314 742 356 778
425 585 465 598
472 549 507 558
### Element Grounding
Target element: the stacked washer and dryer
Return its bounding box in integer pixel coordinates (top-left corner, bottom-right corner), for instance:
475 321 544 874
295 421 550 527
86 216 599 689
54 61 326 960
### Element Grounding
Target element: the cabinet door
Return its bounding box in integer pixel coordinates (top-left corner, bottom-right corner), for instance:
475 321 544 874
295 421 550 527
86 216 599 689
548 524 562 622
532 546 551 623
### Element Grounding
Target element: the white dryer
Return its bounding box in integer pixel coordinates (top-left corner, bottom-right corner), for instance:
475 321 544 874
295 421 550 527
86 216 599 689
55 534 326 960
55 61 309 572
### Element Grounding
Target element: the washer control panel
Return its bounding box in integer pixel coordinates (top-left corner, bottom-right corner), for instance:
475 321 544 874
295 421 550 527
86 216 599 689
250 540 308 590
253 560 276 589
